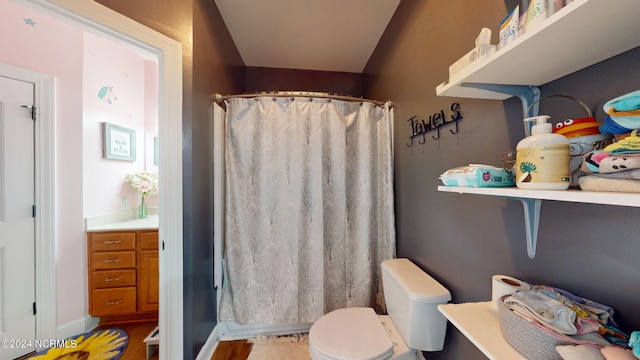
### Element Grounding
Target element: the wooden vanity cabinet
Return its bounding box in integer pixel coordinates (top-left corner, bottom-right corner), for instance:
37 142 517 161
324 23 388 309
138 231 159 313
88 229 158 323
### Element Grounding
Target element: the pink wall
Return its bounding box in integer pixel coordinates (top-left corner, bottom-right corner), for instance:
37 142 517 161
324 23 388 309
0 0 85 327
82 32 159 215
144 60 159 174
0 0 158 328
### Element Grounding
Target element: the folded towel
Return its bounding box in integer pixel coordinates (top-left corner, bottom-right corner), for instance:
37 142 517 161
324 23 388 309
585 154 640 174
630 331 640 358
592 170 640 180
604 130 640 154
579 175 640 193
604 89 640 112
600 116 635 135
604 90 640 130
504 290 578 335
535 285 629 345
605 115 640 136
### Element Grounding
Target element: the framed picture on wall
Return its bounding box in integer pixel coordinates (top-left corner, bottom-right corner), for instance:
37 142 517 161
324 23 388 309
103 122 136 161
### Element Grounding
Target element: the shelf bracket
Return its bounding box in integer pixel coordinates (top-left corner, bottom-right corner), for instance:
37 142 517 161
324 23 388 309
517 197 542 259
459 83 541 118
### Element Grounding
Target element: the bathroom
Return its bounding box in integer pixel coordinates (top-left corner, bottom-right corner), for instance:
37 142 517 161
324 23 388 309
2 0 639 359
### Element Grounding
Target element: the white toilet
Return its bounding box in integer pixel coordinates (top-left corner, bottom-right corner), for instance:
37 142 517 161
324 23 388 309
308 258 452 360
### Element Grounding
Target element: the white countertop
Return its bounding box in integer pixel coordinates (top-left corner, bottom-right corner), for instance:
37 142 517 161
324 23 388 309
85 211 159 232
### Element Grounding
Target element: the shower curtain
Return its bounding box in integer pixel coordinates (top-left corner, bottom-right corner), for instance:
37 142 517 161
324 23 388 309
218 96 395 325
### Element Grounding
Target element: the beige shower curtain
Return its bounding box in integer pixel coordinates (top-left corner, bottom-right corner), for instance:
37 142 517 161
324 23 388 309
219 96 395 325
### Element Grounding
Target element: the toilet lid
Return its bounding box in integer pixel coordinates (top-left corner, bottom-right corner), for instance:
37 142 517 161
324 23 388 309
309 307 394 360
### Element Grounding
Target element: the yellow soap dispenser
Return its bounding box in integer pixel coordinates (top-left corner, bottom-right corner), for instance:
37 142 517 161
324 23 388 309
516 115 570 190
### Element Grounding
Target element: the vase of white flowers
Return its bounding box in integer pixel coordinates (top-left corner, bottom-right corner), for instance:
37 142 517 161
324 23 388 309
125 171 159 218
138 196 147 219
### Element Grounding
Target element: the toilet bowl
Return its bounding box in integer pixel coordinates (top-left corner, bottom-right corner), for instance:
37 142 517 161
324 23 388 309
308 258 451 360
308 307 416 360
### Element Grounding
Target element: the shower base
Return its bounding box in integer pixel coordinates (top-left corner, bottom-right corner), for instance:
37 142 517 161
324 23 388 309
217 320 312 341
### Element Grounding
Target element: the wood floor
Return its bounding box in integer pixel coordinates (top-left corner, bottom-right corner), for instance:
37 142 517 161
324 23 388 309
16 322 253 360
101 322 253 360
102 323 253 360
211 340 252 360
95 321 160 360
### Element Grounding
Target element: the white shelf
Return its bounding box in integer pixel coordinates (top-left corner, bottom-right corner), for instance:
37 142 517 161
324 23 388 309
438 186 640 258
436 2 640 356
436 0 640 100
437 186 640 208
438 302 525 360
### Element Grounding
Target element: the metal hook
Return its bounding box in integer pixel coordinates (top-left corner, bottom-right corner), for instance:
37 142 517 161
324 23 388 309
406 137 414 147
449 119 459 134
432 126 440 140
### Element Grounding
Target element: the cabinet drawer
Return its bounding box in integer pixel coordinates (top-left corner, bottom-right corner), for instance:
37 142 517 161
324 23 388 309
91 287 136 316
90 232 136 251
92 269 136 288
91 251 136 270
140 231 159 250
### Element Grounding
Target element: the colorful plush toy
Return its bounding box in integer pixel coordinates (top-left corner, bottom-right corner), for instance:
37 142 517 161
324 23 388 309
554 117 602 138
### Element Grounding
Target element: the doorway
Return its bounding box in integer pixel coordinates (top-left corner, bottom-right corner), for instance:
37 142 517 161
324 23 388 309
0 62 56 358
13 1 184 358
0 74 36 360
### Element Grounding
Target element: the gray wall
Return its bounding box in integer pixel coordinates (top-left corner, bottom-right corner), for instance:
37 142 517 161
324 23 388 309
364 1 640 358
95 0 245 357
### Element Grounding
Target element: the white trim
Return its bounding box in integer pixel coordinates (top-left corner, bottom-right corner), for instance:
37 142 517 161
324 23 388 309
0 63 57 345
55 315 99 343
212 103 225 293
195 325 220 360
34 73 56 343
22 1 184 358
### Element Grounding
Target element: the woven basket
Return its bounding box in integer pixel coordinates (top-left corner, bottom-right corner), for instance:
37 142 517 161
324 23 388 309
497 297 602 360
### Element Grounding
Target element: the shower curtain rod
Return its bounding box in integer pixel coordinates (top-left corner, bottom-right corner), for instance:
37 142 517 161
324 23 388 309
214 92 392 107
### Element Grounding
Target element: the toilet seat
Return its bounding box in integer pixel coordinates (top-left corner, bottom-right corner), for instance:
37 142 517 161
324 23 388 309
309 307 394 360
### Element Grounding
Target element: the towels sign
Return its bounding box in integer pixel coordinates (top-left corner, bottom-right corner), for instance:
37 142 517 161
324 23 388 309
407 103 462 147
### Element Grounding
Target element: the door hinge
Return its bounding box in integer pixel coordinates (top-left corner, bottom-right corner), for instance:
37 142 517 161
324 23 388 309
21 105 36 120
32 205 36 218
33 302 37 315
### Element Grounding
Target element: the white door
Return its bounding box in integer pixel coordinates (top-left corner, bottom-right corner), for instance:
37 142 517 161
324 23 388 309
0 75 36 359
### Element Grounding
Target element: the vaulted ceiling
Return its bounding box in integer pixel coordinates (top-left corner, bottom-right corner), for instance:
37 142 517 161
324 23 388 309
214 0 401 73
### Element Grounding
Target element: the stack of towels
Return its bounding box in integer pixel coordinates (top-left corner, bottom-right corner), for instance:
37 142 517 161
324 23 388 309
503 286 640 359
579 90 640 192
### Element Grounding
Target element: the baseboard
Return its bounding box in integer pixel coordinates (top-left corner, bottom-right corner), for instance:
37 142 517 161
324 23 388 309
195 324 220 360
56 315 100 340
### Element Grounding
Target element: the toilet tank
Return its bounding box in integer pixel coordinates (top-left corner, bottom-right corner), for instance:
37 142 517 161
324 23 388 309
381 258 452 351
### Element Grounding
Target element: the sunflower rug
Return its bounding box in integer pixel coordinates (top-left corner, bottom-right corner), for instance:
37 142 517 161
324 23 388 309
28 329 128 360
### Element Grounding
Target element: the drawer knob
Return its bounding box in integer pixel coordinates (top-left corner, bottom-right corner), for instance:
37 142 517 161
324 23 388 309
103 240 122 245
103 258 121 263
104 277 122 282
105 299 123 306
